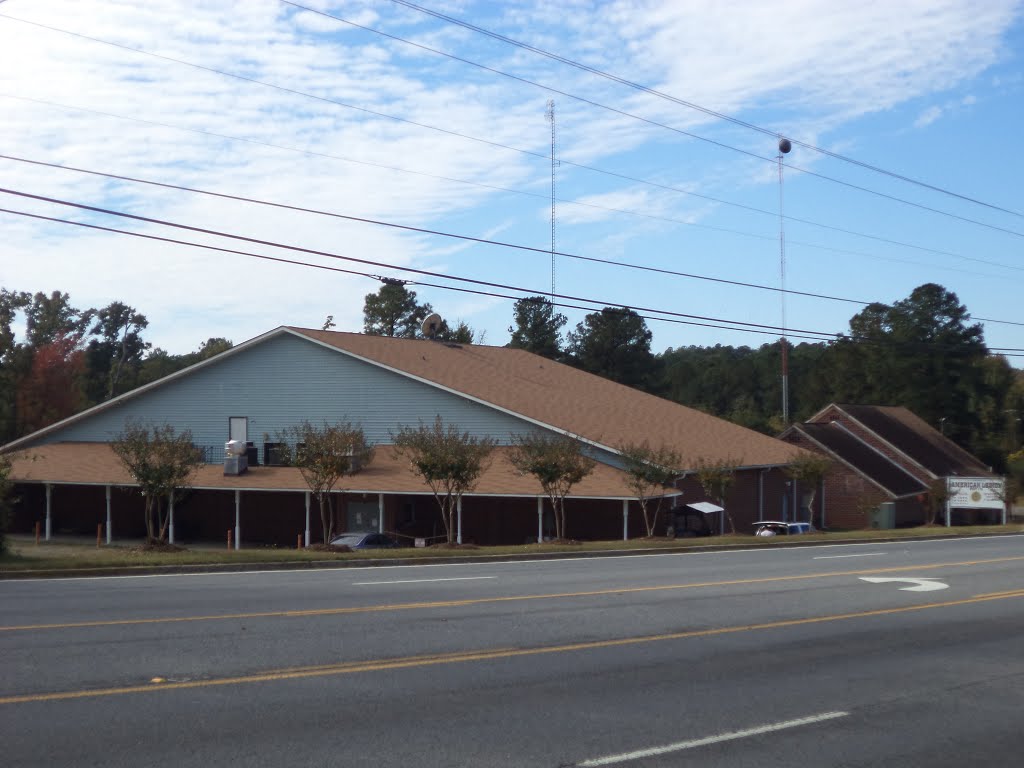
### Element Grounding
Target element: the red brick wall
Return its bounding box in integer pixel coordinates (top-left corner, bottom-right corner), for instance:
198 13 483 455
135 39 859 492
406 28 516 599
781 429 888 530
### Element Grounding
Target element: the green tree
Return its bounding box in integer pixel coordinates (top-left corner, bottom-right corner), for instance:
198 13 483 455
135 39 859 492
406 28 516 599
566 307 658 389
923 477 950 526
783 452 831 527
0 289 31 443
85 302 150 402
508 432 595 541
508 296 566 359
278 421 374 544
436 319 482 345
842 284 987 440
363 280 432 338
618 442 681 537
694 456 742 534
195 337 233 361
111 420 203 543
393 416 495 545
23 291 92 348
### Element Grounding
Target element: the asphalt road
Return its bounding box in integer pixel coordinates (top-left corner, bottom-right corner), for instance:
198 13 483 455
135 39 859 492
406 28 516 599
2 536 1024 767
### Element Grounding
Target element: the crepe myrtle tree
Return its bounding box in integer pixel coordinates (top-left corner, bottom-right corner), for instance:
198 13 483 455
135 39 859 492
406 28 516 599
508 432 595 541
783 452 832 528
111 420 203 543
693 456 742 534
278 421 374 544
618 442 682 537
392 416 495 545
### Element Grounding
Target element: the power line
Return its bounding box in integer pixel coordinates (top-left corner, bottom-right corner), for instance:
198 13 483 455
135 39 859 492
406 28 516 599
386 0 1024 220
0 205 836 342
4 96 1011 282
0 185 845 338
285 0 1024 240
4 203 1019 358
4 152 1022 327
5 12 1024 248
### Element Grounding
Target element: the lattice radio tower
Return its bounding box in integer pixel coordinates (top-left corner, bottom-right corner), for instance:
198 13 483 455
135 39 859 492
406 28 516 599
546 99 557 300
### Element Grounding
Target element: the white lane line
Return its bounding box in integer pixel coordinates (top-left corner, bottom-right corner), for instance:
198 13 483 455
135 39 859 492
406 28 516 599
351 576 497 586
813 552 887 560
577 711 849 767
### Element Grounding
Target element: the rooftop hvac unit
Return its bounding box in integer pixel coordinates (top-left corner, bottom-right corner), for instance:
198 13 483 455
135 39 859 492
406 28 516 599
224 439 249 476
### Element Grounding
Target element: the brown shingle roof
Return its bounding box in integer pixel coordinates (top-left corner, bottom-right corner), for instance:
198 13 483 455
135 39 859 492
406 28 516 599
832 404 993 478
288 328 802 469
5 442 650 500
796 423 928 498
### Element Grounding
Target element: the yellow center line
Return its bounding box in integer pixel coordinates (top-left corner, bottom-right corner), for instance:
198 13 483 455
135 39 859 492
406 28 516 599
973 588 1024 599
3 589 1023 706
3 554 1023 633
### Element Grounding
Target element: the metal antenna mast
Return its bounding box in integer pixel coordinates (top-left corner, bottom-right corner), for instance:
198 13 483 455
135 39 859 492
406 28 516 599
778 136 792 425
546 99 557 300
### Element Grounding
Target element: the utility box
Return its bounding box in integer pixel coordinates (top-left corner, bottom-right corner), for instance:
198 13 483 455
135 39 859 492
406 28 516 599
869 502 896 529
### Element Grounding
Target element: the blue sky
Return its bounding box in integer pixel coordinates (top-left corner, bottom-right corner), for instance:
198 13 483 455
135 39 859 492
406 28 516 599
1 0 1022 359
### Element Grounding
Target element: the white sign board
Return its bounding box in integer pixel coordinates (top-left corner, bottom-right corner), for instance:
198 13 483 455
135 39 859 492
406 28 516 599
946 477 1005 509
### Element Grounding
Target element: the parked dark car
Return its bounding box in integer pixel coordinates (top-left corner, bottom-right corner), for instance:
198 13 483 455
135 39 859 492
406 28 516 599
329 533 402 549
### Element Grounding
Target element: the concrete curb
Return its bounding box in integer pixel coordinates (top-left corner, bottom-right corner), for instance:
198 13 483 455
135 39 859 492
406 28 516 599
2 530 1021 580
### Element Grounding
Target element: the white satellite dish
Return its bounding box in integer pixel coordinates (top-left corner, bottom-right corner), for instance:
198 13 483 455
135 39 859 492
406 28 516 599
421 312 442 339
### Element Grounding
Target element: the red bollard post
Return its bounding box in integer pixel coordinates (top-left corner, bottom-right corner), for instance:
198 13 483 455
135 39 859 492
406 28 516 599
297 534 302 550
227 529 233 551
35 521 41 545
97 524 103 548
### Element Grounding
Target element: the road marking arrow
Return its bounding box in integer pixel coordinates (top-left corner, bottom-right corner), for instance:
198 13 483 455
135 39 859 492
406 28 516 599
859 577 949 592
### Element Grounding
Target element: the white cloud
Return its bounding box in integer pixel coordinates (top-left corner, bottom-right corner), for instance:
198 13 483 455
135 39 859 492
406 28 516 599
914 105 944 128
0 0 1019 354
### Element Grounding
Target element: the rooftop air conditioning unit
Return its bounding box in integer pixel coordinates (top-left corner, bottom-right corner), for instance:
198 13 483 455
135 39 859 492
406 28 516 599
224 439 249 476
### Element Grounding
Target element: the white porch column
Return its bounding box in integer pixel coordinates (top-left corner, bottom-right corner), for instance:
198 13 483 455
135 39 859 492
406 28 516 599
105 485 112 544
457 496 463 545
378 493 385 533
622 499 629 541
820 481 827 529
234 489 241 550
168 494 175 545
45 484 52 541
537 497 544 544
304 491 311 547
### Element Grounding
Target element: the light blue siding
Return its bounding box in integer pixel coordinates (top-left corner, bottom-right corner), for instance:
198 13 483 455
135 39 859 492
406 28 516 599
34 334 545 449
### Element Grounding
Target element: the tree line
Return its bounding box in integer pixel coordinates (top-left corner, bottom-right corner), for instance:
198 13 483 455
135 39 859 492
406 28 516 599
0 289 232 444
4 282 1021 472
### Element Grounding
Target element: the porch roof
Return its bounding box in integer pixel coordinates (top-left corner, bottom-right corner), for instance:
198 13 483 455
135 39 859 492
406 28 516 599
5 442 663 501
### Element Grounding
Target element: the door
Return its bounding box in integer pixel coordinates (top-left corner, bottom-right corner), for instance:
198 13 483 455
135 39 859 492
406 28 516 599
229 417 248 443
